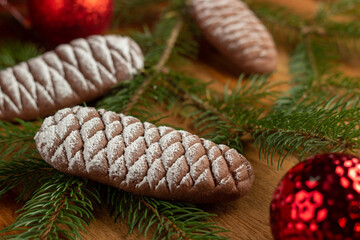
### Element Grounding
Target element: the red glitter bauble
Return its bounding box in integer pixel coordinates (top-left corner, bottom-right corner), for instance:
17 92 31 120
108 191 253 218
27 0 113 44
270 154 360 240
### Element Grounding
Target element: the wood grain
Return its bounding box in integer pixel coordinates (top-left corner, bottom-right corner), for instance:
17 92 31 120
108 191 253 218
0 0 358 239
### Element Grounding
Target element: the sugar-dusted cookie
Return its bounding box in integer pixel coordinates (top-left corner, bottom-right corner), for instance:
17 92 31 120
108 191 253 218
0 35 144 121
189 0 278 74
35 106 254 203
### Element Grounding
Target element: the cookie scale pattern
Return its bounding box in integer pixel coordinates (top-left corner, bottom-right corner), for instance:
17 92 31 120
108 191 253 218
0 35 144 121
35 106 255 203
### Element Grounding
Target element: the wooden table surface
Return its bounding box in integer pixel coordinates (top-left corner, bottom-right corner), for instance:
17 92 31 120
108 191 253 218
0 0 357 239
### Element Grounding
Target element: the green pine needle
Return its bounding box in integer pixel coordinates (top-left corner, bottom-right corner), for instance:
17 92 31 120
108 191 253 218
0 120 41 160
96 74 146 113
104 187 228 240
0 156 51 202
0 41 43 70
254 108 360 168
0 173 99 240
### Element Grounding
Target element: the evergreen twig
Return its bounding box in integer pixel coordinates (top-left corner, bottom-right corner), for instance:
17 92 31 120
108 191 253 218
0 173 99 240
104 188 227 240
0 156 52 201
0 120 41 160
154 16 183 71
123 16 184 114
0 41 43 70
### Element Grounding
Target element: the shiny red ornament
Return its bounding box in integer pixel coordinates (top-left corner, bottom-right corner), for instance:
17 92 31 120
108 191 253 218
270 153 360 240
27 0 113 44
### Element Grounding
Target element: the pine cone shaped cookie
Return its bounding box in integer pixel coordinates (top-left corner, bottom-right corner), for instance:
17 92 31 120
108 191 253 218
0 35 144 121
189 0 278 74
35 106 254 203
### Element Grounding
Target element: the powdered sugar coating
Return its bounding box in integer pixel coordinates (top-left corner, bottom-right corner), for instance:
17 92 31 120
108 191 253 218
0 35 144 121
190 0 277 74
35 106 255 203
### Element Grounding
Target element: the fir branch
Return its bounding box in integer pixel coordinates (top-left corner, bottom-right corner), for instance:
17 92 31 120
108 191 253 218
108 0 196 116
0 41 43 70
274 39 331 112
304 37 319 81
266 34 360 166
1 173 99 240
154 17 183 71
96 74 146 113
276 38 359 113
253 108 360 167
154 69 360 166
161 73 279 152
123 16 184 114
104 188 227 240
168 71 360 166
133 5 196 67
324 73 360 92
0 156 52 201
0 120 41 160
121 72 160 117
322 21 360 38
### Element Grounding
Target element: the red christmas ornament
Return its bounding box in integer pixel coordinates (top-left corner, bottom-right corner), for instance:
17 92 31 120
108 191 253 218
270 153 360 240
27 0 113 44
